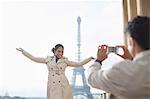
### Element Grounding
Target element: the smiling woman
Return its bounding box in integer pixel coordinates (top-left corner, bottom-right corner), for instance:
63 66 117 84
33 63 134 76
16 44 94 99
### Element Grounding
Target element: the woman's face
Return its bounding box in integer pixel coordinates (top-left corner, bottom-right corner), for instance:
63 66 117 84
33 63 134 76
54 47 64 59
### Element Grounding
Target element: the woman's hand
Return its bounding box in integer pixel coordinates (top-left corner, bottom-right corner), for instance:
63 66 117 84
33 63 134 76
91 56 95 60
116 45 133 60
16 48 24 52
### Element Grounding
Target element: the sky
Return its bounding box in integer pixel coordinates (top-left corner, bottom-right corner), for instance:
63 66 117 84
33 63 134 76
0 0 124 97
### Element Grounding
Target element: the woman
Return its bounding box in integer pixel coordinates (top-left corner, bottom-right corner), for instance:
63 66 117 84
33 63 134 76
16 44 94 99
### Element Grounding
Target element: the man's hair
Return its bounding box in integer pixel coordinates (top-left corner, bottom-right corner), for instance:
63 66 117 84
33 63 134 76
127 16 150 50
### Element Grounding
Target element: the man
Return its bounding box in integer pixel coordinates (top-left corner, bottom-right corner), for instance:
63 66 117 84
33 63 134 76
87 16 150 99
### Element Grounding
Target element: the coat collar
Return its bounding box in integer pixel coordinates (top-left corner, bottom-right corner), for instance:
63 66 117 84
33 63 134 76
52 56 65 63
133 50 150 61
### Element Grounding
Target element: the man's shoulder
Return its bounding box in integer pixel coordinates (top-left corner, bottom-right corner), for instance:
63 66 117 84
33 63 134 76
111 60 135 73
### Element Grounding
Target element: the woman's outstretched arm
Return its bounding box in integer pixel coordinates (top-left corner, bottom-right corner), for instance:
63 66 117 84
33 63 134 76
65 57 94 67
16 48 47 64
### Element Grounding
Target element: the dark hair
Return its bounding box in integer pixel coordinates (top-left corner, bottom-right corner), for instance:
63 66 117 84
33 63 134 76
127 16 150 50
51 44 64 54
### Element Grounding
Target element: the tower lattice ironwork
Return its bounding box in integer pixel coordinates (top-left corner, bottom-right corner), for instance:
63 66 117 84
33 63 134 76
71 16 94 99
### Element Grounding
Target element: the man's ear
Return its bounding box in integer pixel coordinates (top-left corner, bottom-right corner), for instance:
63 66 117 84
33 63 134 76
129 37 136 48
131 37 137 48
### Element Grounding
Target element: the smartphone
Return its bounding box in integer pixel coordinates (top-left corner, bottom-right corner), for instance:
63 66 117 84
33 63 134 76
107 46 118 54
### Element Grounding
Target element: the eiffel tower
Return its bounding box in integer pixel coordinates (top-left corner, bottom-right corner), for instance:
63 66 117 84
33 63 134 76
71 16 94 99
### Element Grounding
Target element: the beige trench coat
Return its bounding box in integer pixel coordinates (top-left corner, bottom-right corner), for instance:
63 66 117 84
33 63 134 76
22 50 92 99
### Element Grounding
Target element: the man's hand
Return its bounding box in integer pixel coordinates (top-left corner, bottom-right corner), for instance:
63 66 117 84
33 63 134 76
97 45 108 61
116 45 133 60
